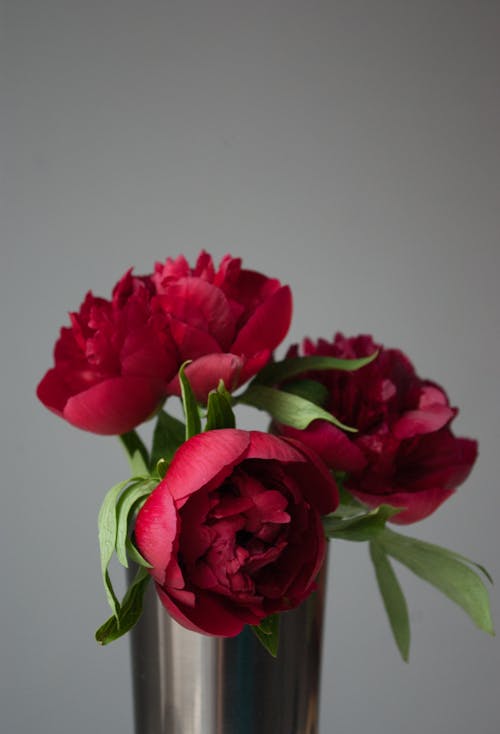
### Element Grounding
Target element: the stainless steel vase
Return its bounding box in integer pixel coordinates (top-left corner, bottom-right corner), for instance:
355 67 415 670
129 561 328 734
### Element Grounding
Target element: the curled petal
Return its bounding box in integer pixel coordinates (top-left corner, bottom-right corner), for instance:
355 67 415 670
135 488 178 585
166 353 245 402
166 430 250 502
61 376 166 435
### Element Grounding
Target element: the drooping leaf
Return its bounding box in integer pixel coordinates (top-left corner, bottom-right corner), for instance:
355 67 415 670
254 353 378 385
115 479 157 567
97 478 140 618
370 541 410 662
150 410 186 469
95 566 151 645
323 504 401 542
379 529 494 635
119 431 150 475
179 362 202 439
251 614 280 658
238 385 356 433
206 381 236 430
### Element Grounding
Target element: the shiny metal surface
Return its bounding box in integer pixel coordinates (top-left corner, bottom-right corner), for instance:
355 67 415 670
129 562 327 734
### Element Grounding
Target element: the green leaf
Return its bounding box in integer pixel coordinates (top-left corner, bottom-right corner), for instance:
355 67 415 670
97 478 139 618
370 541 410 662
254 353 379 385
95 566 151 645
251 614 280 657
179 362 202 439
206 381 236 430
115 479 156 567
323 504 401 542
150 410 186 469
337 484 363 507
379 529 495 635
238 385 357 433
119 431 150 475
280 379 330 407
125 537 152 568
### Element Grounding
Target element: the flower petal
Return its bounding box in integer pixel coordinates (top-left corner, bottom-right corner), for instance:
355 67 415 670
135 486 178 585
155 585 256 636
62 376 166 434
278 420 367 473
166 430 250 502
350 486 457 524
393 405 456 440
166 353 245 402
230 286 292 356
246 431 308 463
282 438 340 515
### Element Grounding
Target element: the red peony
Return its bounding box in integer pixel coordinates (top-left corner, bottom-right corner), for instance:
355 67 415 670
151 252 292 402
37 252 292 434
134 429 338 636
276 334 478 524
36 270 176 435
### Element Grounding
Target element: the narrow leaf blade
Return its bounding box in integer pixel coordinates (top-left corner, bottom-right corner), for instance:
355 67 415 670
119 432 150 475
370 541 411 662
95 566 151 645
206 382 236 430
380 529 494 635
179 363 202 439
255 353 379 385
238 385 357 433
151 410 186 469
323 504 400 542
281 379 330 406
251 614 280 658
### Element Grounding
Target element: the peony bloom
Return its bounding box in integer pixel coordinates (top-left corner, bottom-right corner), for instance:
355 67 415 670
36 270 176 435
134 429 338 636
151 252 292 401
276 334 478 524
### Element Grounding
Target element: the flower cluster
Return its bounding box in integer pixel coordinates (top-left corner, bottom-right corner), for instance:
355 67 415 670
37 251 491 658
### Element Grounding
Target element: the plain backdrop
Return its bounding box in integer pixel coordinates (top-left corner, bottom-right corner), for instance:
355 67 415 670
2 2 499 733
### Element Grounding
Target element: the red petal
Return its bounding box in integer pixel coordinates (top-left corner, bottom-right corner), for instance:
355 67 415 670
350 486 456 524
230 286 292 356
393 405 455 440
166 353 245 402
135 486 178 585
277 421 367 473
283 438 340 515
236 349 272 386
36 369 71 416
155 585 253 636
156 279 236 350
246 431 307 463
166 430 250 502
62 376 166 434
168 318 222 360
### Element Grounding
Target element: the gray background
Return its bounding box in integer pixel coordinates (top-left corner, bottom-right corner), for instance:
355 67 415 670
2 1 499 732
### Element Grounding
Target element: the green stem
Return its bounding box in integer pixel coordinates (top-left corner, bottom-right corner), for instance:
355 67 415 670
119 430 150 473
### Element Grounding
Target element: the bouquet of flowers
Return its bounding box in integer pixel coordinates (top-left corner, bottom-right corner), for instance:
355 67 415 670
37 252 493 661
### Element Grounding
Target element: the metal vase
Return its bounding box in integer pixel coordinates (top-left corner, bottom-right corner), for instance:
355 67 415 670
129 560 328 734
